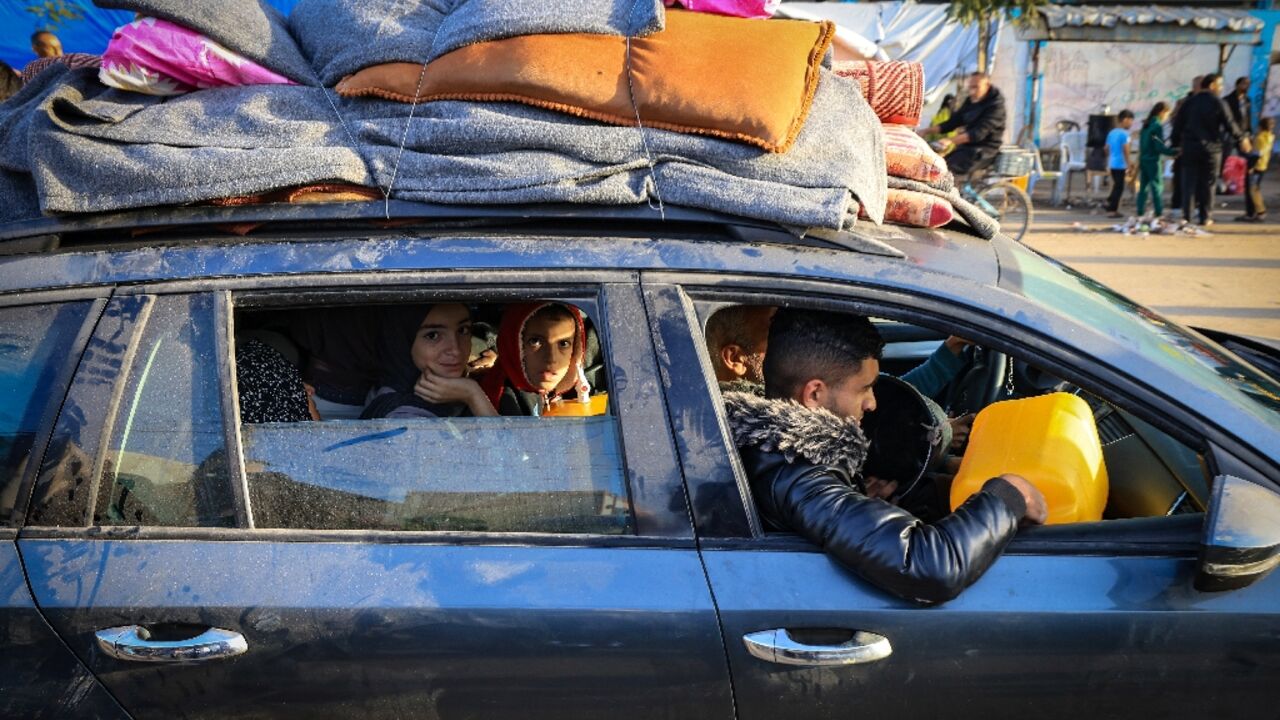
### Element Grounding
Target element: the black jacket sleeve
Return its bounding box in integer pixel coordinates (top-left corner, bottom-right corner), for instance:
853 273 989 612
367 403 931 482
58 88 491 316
963 96 1006 147
766 463 1024 604
1218 97 1246 144
1171 103 1186 147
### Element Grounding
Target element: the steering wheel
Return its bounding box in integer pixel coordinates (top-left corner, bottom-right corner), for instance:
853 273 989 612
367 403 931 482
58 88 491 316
940 345 1008 416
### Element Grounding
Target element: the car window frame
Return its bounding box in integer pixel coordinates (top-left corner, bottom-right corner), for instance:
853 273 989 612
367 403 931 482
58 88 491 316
0 288 111 528
64 271 691 545
639 271 1273 554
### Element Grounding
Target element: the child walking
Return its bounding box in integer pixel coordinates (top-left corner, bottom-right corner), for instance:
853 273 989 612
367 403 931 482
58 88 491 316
1105 109 1136 217
1240 117 1274 222
1137 102 1178 219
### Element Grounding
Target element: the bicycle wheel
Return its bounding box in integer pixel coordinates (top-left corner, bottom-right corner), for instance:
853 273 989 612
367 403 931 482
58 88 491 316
978 181 1033 241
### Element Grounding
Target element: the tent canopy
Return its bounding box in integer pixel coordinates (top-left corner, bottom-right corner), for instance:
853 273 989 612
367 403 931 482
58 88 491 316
1021 5 1263 45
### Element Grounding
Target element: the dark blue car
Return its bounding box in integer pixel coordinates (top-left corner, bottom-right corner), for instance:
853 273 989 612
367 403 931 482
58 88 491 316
0 203 1277 719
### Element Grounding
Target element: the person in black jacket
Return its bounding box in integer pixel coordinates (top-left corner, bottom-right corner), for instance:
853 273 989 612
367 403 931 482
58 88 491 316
1223 77 1253 148
919 72 1007 177
1172 73 1252 226
721 308 1046 604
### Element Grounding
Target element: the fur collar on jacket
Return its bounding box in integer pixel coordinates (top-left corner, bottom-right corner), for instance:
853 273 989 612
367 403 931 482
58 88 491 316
723 391 869 481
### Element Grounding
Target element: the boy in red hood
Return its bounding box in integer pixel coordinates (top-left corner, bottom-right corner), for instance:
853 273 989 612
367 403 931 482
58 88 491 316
480 302 589 416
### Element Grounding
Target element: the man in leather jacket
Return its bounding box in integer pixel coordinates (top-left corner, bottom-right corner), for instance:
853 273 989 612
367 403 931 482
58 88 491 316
721 308 1047 604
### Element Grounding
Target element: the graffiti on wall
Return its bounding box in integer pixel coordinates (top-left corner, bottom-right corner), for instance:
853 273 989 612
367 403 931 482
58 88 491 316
1038 41 1251 135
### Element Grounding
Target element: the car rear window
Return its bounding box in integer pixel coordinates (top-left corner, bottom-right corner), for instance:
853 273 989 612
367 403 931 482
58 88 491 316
0 302 93 524
235 300 632 534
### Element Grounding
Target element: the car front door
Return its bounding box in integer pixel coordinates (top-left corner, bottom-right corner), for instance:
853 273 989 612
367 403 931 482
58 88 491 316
642 278 1280 720
20 282 734 720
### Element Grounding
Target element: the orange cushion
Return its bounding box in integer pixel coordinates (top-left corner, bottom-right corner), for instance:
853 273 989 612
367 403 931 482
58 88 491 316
335 10 834 153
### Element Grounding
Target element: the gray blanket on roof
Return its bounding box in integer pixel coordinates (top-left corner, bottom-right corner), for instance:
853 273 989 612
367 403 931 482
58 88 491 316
292 0 666 85
3 65 886 229
2 0 892 232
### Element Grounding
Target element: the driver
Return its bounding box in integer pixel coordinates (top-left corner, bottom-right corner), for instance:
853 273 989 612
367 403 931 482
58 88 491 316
918 72 1007 178
721 308 1046 604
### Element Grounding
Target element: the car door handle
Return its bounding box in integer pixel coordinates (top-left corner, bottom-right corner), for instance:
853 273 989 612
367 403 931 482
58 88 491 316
95 625 248 663
743 628 892 667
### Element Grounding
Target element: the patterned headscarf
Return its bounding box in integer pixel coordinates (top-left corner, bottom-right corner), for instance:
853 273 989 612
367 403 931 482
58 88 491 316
236 338 312 423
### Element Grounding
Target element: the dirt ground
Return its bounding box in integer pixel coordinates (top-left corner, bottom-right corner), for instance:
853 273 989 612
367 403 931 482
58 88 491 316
1020 180 1280 340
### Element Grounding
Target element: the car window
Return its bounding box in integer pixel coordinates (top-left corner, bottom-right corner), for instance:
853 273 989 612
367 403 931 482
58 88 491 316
701 303 1210 529
93 294 235 526
235 300 633 534
0 302 93 524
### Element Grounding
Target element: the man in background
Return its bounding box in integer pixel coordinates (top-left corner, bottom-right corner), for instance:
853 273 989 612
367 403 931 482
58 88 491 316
21 30 99 84
1172 73 1251 227
919 72 1007 178
705 305 777 387
1169 74 1201 214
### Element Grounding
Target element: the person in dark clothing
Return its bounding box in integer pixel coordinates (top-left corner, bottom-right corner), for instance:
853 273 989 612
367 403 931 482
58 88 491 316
235 338 318 424
1171 73 1252 226
720 308 1047 604
919 72 1007 177
1223 77 1253 148
1169 75 1201 210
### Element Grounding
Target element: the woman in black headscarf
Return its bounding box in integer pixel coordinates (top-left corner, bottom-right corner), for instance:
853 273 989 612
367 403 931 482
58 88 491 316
360 303 497 419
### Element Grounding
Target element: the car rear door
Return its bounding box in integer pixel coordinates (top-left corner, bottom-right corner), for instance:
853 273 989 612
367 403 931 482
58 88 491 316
21 280 734 720
0 293 129 719
643 278 1280 720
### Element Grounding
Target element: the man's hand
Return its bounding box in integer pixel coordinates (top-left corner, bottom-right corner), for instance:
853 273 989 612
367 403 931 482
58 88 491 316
863 475 899 501
943 336 972 356
951 131 970 146
468 348 497 372
948 413 975 450
917 125 939 137
998 473 1048 525
1239 138 1254 154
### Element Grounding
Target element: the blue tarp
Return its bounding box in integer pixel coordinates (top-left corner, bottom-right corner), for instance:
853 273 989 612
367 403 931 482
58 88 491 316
1 1 296 73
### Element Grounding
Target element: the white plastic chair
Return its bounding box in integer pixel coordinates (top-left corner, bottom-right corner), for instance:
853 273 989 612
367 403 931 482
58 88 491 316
1052 130 1087 205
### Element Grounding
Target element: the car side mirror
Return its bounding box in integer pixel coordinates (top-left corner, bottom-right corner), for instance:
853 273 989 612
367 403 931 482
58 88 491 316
1195 475 1280 592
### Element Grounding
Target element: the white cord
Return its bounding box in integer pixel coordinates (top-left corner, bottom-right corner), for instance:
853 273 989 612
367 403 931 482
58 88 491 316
321 60 429 220
624 0 665 219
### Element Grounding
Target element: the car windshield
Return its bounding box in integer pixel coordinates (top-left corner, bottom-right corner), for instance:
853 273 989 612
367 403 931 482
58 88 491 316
1007 245 1280 431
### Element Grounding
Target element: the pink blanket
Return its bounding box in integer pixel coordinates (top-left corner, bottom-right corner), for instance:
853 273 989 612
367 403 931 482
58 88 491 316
100 16 296 96
664 0 780 19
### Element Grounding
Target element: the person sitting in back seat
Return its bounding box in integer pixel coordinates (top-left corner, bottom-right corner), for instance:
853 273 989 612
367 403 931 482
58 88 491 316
236 338 319 423
479 302 589 416
361 304 498 419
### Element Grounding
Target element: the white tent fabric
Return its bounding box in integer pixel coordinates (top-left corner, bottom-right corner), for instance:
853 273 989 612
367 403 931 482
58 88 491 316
777 2 1002 105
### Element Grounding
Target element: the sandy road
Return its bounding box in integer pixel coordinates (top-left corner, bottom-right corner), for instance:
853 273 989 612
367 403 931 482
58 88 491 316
1020 193 1280 340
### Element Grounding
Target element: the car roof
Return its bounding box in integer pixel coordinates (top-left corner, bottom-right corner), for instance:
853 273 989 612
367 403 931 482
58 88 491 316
0 200 1001 294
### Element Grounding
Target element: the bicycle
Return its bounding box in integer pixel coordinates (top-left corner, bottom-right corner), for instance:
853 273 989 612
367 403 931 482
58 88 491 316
932 142 1035 242
959 168 1033 242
